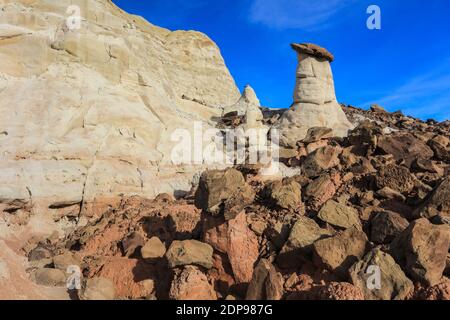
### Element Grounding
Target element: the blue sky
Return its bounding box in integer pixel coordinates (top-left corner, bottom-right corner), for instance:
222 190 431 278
113 0 450 121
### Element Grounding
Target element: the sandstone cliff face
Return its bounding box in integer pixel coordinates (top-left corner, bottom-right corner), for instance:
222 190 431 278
0 0 240 227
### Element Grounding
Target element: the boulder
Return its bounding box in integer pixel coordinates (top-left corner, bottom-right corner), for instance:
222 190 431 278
169 266 217 300
350 248 413 300
226 212 259 284
265 266 285 300
80 277 116 300
414 176 450 219
313 227 368 278
203 211 258 283
377 187 406 201
304 173 340 210
302 146 342 178
52 252 81 271
428 135 449 162
303 127 334 143
370 211 409 244
121 232 144 257
376 164 416 194
390 218 450 286
268 179 302 210
317 200 361 229
195 168 255 215
166 204 202 240
277 217 332 268
166 240 214 269
141 237 166 260
33 268 66 287
378 133 434 168
246 259 284 300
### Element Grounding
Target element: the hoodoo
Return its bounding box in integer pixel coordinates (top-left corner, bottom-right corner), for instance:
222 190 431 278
278 43 354 147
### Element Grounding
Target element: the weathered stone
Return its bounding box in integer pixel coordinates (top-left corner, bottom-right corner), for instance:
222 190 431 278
317 282 365 300
370 104 387 113
33 268 66 287
418 280 450 300
291 43 335 62
277 217 332 268
141 237 166 260
313 227 368 278
121 232 144 257
317 200 361 229
370 211 409 244
302 146 342 178
377 187 406 201
268 179 302 210
428 135 450 162
278 44 353 147
227 212 259 284
265 266 285 300
52 252 81 271
303 127 334 143
80 277 116 300
202 212 259 283
223 85 260 117
246 259 271 300
414 176 450 219
167 205 202 240
376 164 416 194
350 248 413 300
378 133 434 168
390 218 450 286
195 169 255 215
97 257 155 299
166 240 214 269
169 266 217 300
412 158 444 175
305 173 340 210
0 0 241 219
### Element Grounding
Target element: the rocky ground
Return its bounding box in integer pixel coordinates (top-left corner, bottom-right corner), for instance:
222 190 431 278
16 105 450 300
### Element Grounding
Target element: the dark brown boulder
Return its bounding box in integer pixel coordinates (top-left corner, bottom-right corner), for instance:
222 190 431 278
195 168 255 216
390 218 450 286
378 133 434 168
376 164 416 194
414 176 450 219
370 211 409 244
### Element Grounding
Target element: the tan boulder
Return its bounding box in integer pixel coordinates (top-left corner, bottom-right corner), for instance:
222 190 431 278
313 227 368 278
166 240 214 269
80 277 116 301
141 237 166 260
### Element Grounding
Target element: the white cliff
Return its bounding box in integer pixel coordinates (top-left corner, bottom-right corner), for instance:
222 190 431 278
0 0 240 228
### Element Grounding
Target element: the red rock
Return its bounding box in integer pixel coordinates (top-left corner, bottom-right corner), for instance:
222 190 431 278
96 257 155 299
169 266 217 300
227 212 259 284
317 282 365 300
